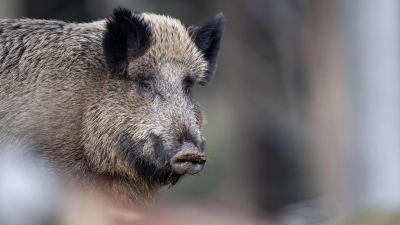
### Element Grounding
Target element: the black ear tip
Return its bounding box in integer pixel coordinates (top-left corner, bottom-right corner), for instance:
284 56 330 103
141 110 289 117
111 6 134 20
213 13 226 26
215 13 226 21
113 6 131 14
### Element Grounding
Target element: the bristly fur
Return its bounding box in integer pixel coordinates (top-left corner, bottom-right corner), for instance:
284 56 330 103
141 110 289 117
189 13 226 85
103 7 151 77
0 7 225 208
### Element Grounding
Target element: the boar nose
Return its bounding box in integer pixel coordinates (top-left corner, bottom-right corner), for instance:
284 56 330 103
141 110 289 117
170 142 206 175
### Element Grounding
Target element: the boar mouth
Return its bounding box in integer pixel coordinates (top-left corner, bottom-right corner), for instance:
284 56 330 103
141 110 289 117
170 150 206 175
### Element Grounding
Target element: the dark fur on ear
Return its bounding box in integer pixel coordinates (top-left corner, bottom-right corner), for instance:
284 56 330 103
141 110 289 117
189 13 226 85
103 7 151 77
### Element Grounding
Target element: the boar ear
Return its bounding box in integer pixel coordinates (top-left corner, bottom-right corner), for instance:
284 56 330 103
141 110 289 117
103 7 151 77
189 13 226 85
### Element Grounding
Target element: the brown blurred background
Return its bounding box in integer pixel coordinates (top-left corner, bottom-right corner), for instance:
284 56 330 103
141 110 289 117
1 0 400 224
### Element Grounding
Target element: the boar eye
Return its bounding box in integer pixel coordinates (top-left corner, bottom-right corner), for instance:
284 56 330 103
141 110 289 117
139 80 155 99
185 84 192 94
183 77 194 95
141 81 152 91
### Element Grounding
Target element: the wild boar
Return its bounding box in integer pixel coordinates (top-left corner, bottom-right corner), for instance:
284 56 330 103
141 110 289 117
0 7 225 207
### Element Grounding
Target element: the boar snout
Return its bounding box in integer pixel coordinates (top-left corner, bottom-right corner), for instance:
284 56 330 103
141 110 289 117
170 142 206 175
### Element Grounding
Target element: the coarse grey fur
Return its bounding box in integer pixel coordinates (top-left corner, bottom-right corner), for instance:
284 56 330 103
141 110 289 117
0 7 225 208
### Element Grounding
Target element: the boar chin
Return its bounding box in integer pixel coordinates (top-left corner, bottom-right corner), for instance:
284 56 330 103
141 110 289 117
118 132 181 185
133 156 183 186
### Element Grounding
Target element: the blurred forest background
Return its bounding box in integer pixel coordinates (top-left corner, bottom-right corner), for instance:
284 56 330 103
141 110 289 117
1 0 400 224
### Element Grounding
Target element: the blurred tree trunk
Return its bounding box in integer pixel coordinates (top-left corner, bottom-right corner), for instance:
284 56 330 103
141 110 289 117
304 0 349 219
341 0 400 212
